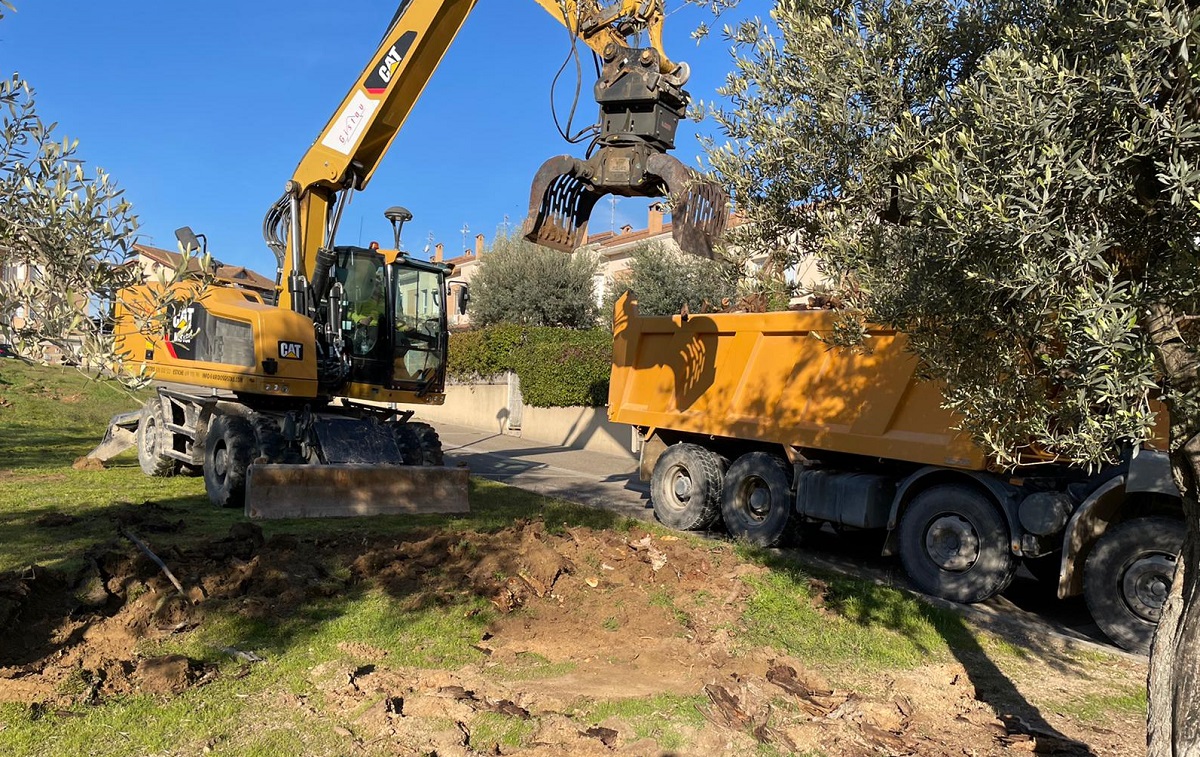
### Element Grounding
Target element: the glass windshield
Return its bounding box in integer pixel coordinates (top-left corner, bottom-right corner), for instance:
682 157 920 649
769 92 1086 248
393 267 442 332
392 265 444 382
336 250 388 359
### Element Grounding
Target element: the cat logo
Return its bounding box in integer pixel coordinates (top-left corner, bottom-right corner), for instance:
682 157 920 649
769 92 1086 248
171 306 194 344
364 31 417 94
279 341 304 360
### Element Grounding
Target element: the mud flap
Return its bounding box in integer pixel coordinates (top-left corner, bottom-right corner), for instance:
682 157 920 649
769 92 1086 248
522 150 728 259
244 463 469 519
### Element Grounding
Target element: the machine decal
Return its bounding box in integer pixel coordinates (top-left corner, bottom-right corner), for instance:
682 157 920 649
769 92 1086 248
163 301 255 367
170 305 195 347
320 91 382 156
364 31 418 95
279 341 304 360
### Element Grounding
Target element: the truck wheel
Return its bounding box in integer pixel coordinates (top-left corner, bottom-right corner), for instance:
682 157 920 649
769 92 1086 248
650 443 726 531
1083 517 1184 653
898 484 1016 603
721 452 793 547
137 400 178 477
204 414 255 508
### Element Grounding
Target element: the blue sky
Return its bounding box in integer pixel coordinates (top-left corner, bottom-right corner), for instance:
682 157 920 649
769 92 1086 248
1 1 750 278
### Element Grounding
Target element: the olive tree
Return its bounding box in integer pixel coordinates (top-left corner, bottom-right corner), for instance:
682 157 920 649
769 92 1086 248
601 240 741 322
468 231 599 328
698 0 1200 751
0 5 141 372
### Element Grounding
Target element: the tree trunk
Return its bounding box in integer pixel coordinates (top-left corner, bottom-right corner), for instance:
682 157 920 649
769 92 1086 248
1145 304 1200 756
1146 445 1200 756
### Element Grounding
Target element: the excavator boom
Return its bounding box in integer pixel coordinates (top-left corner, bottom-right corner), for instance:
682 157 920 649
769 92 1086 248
271 0 727 313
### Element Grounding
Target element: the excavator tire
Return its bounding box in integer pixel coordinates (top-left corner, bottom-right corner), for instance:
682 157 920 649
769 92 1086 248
137 399 178 477
408 422 444 466
204 414 256 509
391 421 444 466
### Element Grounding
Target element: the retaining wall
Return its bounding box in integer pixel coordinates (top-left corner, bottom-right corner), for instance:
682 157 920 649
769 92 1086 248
411 379 635 459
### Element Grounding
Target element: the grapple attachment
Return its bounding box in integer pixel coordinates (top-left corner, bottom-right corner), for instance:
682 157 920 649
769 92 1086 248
521 43 728 258
523 148 728 258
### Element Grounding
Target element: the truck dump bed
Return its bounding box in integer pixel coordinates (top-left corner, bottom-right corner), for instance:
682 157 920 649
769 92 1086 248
608 295 986 470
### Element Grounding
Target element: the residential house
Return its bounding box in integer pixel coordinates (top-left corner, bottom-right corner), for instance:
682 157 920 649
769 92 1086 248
438 203 825 328
0 251 35 331
131 243 276 298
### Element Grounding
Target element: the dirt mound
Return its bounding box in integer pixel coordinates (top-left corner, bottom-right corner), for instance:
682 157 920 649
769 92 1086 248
0 515 1138 755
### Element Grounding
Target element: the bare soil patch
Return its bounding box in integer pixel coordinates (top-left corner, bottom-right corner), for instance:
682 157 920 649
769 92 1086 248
0 510 1144 756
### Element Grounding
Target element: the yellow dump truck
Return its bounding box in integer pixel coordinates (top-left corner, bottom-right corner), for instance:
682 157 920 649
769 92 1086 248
608 294 1185 653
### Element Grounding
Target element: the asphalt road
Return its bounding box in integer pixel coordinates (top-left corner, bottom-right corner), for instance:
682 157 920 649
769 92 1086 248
432 421 1142 661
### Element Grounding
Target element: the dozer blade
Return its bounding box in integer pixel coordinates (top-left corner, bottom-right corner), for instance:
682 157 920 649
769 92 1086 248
244 463 469 520
522 148 728 259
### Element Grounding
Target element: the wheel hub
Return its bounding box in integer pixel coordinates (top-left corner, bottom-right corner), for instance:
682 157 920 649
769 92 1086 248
670 467 693 502
141 418 156 455
213 444 229 481
1122 553 1176 622
746 480 771 519
924 515 980 572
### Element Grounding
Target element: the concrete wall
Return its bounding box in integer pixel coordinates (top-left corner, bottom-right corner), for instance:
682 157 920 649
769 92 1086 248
412 380 635 459
414 383 510 431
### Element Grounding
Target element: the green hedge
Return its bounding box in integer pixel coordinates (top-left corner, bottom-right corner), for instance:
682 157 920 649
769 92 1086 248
447 325 611 408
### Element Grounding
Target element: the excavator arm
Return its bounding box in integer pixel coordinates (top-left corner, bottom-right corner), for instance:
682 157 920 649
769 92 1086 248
267 0 727 314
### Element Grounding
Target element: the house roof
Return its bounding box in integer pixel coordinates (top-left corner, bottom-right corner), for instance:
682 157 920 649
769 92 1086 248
133 243 275 293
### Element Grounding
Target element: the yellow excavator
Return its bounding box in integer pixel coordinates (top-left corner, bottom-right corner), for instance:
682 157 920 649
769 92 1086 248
92 1 726 515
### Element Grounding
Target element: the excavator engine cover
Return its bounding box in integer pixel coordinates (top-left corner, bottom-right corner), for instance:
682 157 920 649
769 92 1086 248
522 43 728 258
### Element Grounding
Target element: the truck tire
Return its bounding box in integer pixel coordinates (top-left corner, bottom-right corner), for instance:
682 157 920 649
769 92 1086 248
898 484 1016 604
1083 517 1184 653
137 400 178 477
721 452 793 547
204 414 255 509
650 443 726 531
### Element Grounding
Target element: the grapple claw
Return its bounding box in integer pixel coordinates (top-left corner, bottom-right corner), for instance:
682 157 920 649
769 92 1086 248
522 156 603 253
522 41 729 258
647 153 728 259
523 148 728 258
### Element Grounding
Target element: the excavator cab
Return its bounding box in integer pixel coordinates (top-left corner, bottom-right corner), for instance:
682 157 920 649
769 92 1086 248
331 247 447 393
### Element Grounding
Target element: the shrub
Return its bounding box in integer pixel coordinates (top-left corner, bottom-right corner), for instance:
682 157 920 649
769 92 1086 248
447 325 611 407
468 233 600 328
602 241 741 324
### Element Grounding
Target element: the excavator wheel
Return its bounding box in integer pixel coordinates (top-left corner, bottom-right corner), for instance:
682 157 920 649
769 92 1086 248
136 399 178 477
204 414 256 509
390 421 444 466
408 422 444 466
